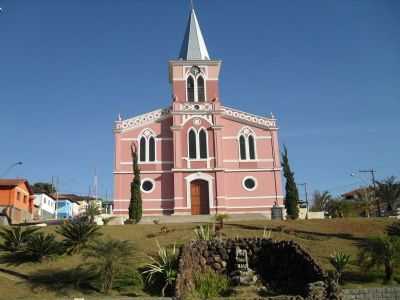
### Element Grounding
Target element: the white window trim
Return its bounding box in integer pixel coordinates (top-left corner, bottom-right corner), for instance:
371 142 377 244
138 128 157 163
141 178 156 194
185 72 207 102
187 127 209 161
242 176 258 192
237 127 257 161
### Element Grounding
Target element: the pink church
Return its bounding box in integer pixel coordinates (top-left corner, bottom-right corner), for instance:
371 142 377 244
113 8 284 217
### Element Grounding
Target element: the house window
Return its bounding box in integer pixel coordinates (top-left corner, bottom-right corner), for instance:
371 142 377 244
23 195 27 203
141 178 155 193
197 76 205 102
238 127 257 160
189 129 197 159
139 129 156 162
187 76 195 102
242 176 257 191
17 192 21 201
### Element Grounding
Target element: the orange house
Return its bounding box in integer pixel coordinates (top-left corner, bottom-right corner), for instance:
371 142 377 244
0 179 34 224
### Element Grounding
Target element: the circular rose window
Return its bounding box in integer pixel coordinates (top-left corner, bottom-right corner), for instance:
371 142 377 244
141 179 155 193
242 177 257 191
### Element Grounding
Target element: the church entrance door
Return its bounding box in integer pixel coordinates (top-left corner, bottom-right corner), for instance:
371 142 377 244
191 180 209 215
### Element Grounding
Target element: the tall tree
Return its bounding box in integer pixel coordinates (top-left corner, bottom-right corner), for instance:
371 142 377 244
31 182 56 194
354 189 375 218
128 144 142 223
281 145 300 219
311 190 332 212
376 177 400 214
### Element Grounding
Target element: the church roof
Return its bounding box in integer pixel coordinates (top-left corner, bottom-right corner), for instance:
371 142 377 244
178 9 210 60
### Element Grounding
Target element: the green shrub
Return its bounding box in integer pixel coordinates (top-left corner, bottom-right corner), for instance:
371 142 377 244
56 219 102 254
24 232 62 262
194 224 213 241
190 269 229 300
113 269 144 293
0 226 39 252
386 221 400 237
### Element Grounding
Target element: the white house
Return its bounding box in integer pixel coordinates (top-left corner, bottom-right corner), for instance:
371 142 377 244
34 193 56 220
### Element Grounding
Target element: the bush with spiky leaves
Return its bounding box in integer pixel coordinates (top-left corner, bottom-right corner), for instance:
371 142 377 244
82 239 135 294
358 236 400 282
194 224 214 241
56 219 102 254
0 226 39 252
386 221 400 237
142 241 178 297
84 201 102 224
24 232 62 262
330 251 351 284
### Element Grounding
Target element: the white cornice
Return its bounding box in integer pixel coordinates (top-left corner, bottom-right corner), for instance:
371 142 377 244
221 106 278 130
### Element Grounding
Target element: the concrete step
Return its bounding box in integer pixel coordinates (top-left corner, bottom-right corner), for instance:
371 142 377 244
139 213 268 224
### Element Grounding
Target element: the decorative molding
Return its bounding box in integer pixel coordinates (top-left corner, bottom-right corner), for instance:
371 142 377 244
226 195 284 200
221 106 277 129
114 107 172 132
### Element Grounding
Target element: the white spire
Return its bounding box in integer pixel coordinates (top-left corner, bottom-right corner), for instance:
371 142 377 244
179 8 210 60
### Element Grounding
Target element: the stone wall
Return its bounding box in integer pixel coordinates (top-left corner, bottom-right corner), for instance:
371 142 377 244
175 238 333 299
343 287 400 300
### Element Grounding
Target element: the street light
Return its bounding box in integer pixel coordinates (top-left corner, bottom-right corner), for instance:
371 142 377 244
1 161 23 177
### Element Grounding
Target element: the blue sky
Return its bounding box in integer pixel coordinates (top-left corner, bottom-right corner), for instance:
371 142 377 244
0 0 399 200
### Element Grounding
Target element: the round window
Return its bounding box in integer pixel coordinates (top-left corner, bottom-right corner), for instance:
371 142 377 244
141 180 154 193
242 177 257 191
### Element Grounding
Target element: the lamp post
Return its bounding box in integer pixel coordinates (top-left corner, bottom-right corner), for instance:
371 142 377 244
351 169 380 217
1 161 23 177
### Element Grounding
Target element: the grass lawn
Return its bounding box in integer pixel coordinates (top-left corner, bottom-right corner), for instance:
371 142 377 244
0 218 399 299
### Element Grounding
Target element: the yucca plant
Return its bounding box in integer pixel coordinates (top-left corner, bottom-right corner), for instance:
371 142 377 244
330 251 351 284
83 239 135 294
386 221 400 237
56 219 102 254
214 214 229 230
262 227 272 239
0 226 39 252
142 241 178 297
24 232 62 262
194 224 213 241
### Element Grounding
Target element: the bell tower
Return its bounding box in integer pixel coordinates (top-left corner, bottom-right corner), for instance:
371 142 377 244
169 8 222 104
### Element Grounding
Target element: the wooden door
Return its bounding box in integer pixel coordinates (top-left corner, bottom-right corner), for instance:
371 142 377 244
191 180 209 215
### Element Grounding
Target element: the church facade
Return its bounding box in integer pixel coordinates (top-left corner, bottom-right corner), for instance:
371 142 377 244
113 9 284 217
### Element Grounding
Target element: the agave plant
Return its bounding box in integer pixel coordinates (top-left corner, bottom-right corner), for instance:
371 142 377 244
142 241 178 297
83 239 135 294
0 226 39 252
330 251 351 284
24 232 62 262
56 219 102 254
194 224 213 241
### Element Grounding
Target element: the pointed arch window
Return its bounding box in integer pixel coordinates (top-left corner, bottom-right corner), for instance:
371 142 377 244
187 76 195 102
197 76 205 102
138 129 156 162
189 129 197 159
139 137 146 162
199 129 207 159
238 128 257 160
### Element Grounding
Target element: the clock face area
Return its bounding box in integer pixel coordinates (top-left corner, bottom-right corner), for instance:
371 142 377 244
190 66 201 76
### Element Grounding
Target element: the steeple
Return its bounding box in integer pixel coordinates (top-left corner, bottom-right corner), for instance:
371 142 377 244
178 8 210 60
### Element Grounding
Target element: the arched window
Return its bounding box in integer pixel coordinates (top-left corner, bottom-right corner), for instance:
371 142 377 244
148 137 155 162
248 135 256 160
197 76 205 102
199 129 207 159
189 129 197 159
239 135 246 160
187 76 195 102
139 137 146 162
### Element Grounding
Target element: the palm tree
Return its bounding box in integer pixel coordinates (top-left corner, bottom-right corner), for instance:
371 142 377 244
354 189 375 218
311 190 332 212
24 232 62 262
82 239 134 294
376 177 400 214
358 236 400 281
84 201 102 224
0 226 39 252
142 241 178 297
56 219 102 254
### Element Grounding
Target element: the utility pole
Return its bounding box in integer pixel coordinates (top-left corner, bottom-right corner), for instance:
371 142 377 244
297 182 309 217
359 169 380 217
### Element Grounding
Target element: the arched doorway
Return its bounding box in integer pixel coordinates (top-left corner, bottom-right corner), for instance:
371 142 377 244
190 180 209 215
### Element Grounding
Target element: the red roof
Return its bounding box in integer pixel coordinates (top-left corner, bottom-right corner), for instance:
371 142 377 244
0 178 34 195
